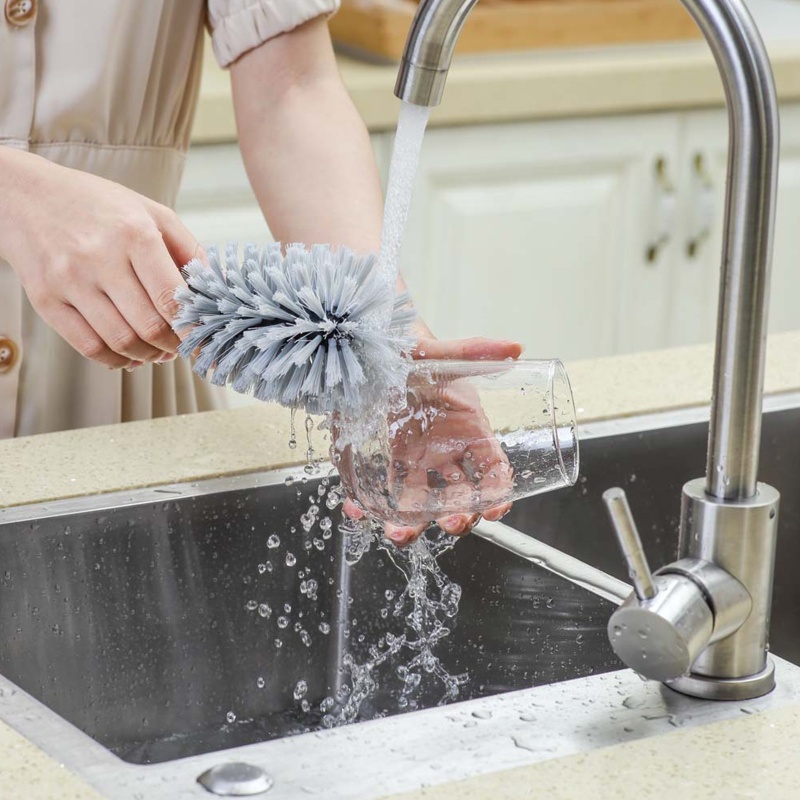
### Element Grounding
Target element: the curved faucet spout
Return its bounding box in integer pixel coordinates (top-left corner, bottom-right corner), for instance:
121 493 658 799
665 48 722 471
395 0 779 501
683 0 779 500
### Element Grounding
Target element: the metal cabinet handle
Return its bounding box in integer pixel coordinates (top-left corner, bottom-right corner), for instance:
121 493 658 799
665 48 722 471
645 157 678 264
686 153 716 257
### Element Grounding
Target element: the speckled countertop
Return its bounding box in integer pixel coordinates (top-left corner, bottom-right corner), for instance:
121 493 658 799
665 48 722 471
1 334 800 797
384 703 800 800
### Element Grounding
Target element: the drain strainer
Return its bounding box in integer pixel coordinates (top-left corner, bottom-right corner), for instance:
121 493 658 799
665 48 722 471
197 762 273 796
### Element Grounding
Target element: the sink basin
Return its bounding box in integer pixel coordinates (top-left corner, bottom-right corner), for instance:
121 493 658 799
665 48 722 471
1 394 799 796
0 473 620 766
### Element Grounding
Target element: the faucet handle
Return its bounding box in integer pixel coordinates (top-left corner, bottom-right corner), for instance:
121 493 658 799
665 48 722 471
602 487 657 601
602 487 752 682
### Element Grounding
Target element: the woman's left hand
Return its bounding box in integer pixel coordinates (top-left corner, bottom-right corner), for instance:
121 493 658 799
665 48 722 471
342 336 522 546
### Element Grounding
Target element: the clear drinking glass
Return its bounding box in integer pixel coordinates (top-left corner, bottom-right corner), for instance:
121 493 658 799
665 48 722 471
336 359 579 527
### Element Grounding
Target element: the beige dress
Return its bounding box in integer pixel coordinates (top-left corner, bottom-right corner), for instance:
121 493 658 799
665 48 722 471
0 0 339 439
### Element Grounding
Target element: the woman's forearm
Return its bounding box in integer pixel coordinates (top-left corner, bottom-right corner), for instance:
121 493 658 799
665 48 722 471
230 19 384 255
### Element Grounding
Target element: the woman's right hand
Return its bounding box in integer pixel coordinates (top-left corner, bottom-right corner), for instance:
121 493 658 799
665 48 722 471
0 147 199 369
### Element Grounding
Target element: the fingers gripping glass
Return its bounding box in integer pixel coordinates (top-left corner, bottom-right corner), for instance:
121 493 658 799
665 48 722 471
336 359 579 527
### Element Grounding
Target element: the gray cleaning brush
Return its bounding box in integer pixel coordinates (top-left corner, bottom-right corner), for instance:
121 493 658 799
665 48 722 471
173 242 416 415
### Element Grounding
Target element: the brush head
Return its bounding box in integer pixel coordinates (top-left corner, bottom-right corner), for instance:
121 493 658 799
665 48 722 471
173 243 416 416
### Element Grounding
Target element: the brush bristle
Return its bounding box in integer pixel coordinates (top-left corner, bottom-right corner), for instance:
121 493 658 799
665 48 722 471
173 243 416 415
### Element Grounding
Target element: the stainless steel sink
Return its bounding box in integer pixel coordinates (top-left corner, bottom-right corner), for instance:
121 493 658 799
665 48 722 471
0 471 622 766
1 396 800 800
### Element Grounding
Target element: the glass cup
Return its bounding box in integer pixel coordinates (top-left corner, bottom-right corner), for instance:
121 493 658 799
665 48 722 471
335 359 579 527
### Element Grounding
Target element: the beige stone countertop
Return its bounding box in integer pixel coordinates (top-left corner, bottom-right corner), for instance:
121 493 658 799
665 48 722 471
3 330 800 510
1 331 800 798
192 0 800 142
383 702 800 800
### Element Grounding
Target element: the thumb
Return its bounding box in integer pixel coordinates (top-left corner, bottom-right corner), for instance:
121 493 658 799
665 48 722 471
414 337 523 361
150 202 205 269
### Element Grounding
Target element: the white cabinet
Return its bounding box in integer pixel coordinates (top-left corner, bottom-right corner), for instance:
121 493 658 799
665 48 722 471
398 115 682 360
398 105 800 357
178 105 800 363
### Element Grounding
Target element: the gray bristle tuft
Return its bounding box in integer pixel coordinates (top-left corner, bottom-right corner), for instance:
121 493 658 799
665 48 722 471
174 243 416 415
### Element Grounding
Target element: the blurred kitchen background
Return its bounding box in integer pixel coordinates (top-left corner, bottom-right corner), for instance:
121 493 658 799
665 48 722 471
178 0 800 375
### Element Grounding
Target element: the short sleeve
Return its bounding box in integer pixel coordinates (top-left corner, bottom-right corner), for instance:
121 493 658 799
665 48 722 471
208 0 341 68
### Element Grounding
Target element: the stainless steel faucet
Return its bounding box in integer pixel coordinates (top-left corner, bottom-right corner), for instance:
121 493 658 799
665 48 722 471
395 0 781 700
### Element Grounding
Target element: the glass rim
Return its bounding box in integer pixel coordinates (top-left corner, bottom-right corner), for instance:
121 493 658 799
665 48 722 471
548 358 580 487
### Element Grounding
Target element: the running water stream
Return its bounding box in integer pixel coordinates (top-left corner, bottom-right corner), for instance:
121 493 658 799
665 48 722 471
376 102 432 318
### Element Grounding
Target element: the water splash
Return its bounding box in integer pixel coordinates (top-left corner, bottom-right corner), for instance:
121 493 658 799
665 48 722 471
322 518 467 727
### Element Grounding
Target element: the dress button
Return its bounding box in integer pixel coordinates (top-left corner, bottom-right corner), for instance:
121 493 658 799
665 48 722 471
5 0 35 27
0 337 19 374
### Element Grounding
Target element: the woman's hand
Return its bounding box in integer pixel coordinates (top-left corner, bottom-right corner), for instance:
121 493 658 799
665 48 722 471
0 148 199 369
342 336 523 546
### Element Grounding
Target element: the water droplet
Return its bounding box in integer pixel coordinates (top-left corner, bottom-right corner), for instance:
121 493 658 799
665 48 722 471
267 534 280 549
277 616 289 629
245 600 258 611
294 680 308 700
226 711 236 724
289 408 298 449
258 603 272 619
320 696 335 713
256 677 266 689
319 622 331 634
286 553 297 567
622 695 645 709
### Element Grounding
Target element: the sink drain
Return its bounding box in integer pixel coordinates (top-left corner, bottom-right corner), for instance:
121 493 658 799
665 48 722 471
197 763 273 796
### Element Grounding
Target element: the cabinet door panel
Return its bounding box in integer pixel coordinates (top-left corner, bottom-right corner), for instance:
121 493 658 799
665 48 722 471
770 106 800 333
400 116 682 360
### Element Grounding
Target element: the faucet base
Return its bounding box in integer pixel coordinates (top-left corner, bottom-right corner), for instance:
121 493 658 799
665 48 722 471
665 657 775 701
